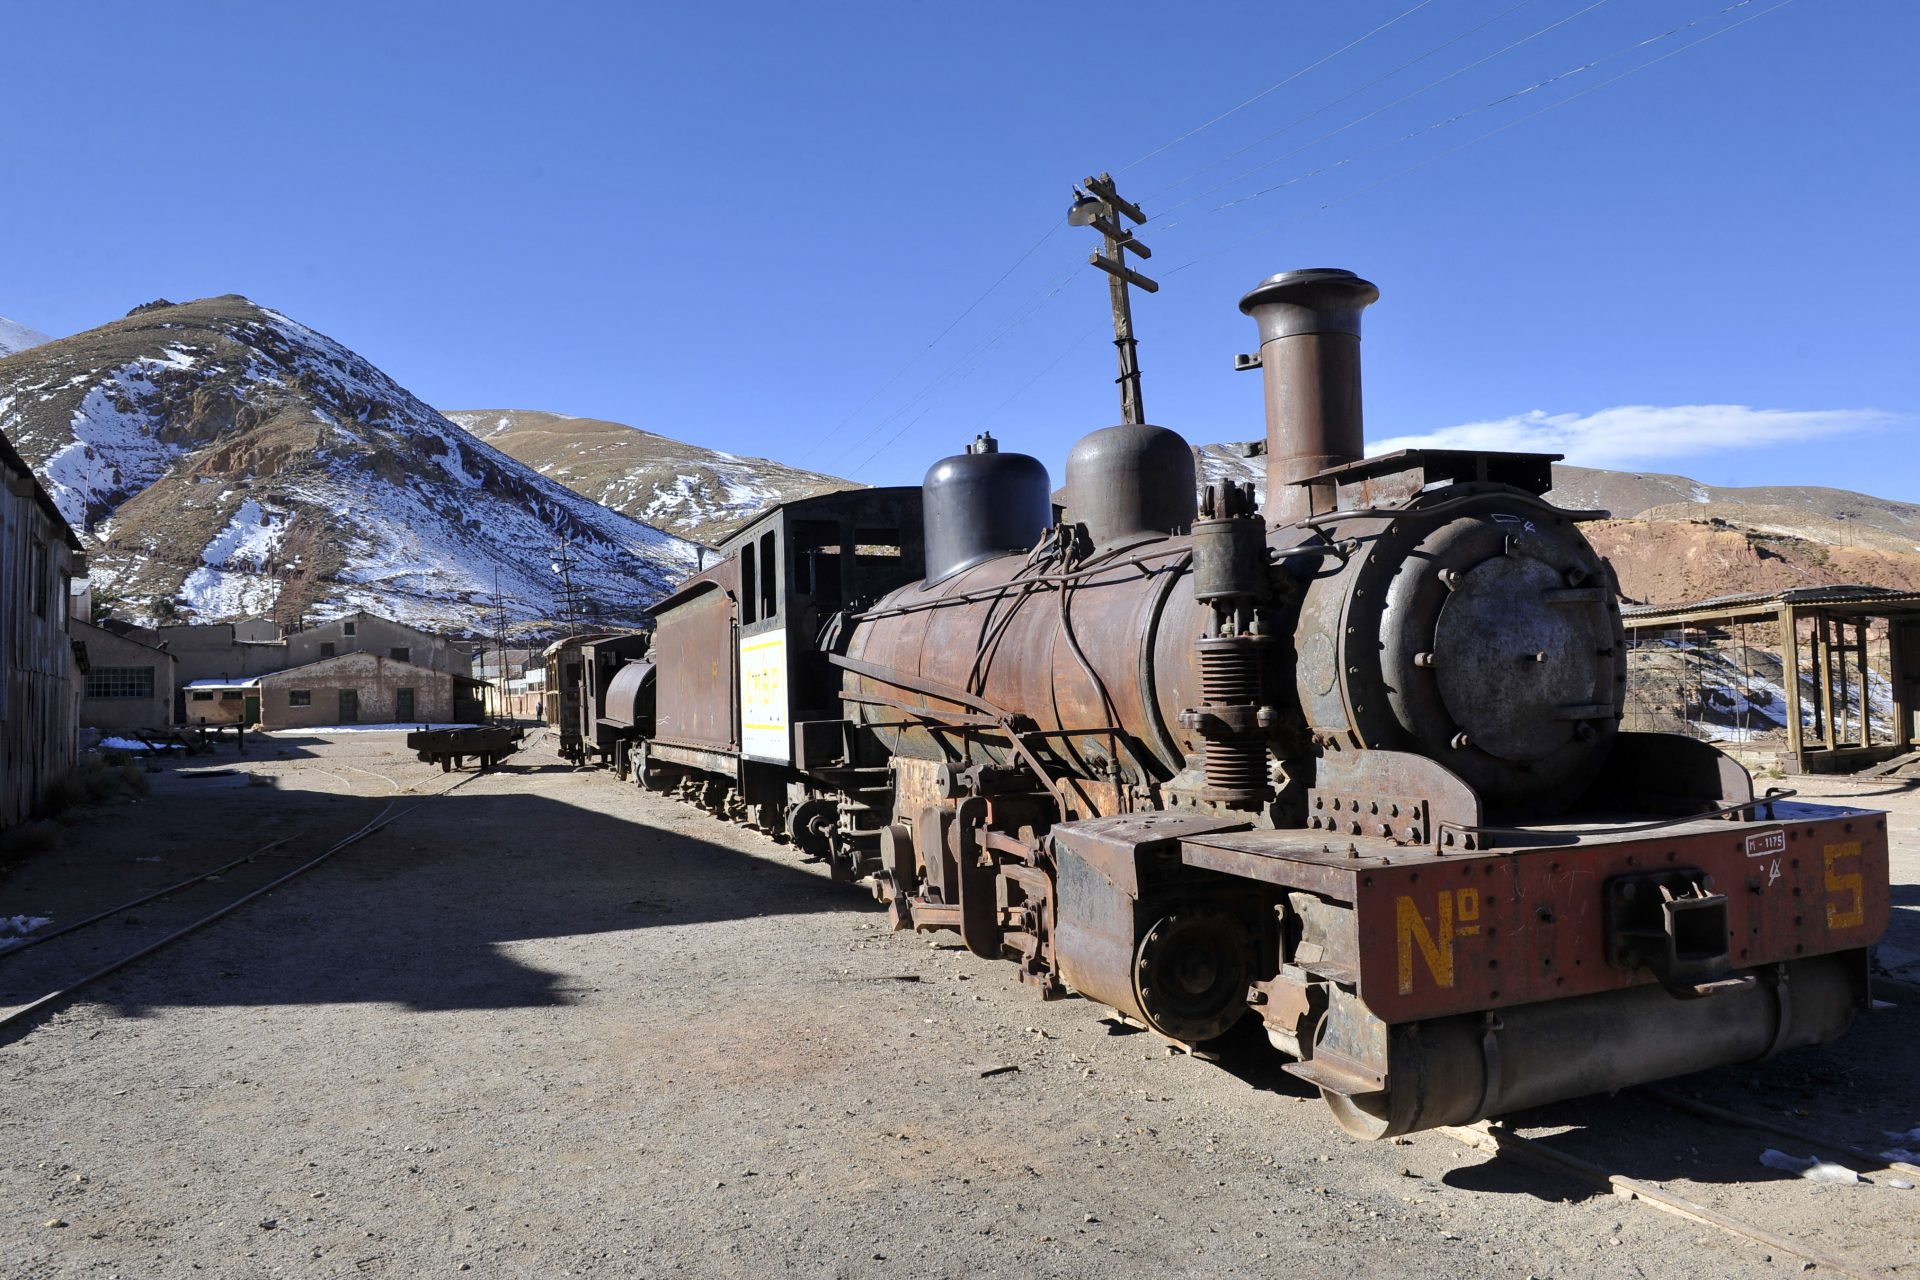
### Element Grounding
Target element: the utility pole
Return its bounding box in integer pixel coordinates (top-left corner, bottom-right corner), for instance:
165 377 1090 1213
1071 172 1157 425
552 538 579 639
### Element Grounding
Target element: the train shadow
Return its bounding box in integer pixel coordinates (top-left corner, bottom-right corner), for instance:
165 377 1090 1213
0 783 868 1034
1440 992 1920 1199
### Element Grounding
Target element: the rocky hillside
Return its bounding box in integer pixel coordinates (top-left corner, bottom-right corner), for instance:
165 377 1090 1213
0 298 699 634
446 409 857 546
1195 441 1920 606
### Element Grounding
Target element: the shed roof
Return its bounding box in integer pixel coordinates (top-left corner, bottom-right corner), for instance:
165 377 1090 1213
0 425 84 552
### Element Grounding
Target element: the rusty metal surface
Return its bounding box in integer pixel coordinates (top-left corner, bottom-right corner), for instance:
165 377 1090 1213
1238 268 1378 526
650 570 738 755
1181 801 1889 1024
844 538 1208 812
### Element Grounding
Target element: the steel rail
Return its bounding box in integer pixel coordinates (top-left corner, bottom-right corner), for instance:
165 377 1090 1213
0 773 480 1038
1439 1122 1879 1280
0 837 295 958
1638 1086 1920 1180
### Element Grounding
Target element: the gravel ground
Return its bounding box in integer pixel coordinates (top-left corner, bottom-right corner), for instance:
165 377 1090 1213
1 732 1916 1279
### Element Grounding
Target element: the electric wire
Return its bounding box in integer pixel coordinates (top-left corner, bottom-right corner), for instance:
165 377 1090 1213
822 1 1443 469
1158 0 1797 274
794 217 1066 467
1119 0 1441 174
968 0 1797 437
1140 0 1550 207
1145 0 1616 227
1201 0 1779 221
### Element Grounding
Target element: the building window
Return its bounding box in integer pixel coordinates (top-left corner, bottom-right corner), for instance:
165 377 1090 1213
389 647 410 663
191 691 215 702
320 642 336 658
343 621 356 637
85 667 155 699
288 690 311 707
59 570 72 633
31 540 48 617
221 690 243 701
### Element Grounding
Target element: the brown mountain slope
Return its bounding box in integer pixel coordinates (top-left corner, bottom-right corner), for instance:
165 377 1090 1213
446 409 857 546
1197 442 1920 606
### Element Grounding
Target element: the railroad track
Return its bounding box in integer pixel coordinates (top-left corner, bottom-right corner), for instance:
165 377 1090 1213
1434 1072 1920 1278
0 769 483 1040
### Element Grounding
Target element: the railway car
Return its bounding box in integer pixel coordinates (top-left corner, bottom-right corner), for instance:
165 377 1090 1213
543 632 643 763
629 266 1892 1137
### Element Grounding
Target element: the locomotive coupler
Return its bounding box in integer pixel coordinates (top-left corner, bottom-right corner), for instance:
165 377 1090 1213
1602 868 1751 997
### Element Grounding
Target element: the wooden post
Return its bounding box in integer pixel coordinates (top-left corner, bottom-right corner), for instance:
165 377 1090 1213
1893 621 1914 749
1818 615 1838 753
1856 620 1872 747
1779 603 1803 768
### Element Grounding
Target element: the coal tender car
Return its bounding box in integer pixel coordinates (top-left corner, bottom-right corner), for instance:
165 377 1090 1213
629 268 1890 1137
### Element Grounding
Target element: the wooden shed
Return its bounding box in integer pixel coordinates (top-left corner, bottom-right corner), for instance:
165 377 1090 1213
2 428 84 828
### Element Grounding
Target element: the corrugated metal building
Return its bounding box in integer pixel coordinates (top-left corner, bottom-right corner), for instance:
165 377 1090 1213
2 428 84 829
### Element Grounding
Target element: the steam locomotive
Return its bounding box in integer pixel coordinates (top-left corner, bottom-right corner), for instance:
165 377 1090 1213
578 268 1890 1138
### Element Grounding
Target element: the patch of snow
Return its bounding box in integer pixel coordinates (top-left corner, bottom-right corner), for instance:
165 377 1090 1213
271 723 475 734
0 316 52 356
1759 1149 1859 1184
35 366 187 526
98 736 159 751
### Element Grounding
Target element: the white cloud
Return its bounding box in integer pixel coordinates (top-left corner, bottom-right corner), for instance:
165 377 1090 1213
1369 405 1898 470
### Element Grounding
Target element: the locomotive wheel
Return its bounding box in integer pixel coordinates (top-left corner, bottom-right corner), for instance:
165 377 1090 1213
785 799 837 861
1132 910 1253 1044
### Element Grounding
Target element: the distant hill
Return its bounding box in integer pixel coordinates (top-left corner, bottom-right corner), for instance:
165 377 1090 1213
447 409 858 546
1193 441 1920 606
0 316 51 357
0 298 699 633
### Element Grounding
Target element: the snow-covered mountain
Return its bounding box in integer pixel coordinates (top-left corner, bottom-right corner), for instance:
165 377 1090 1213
446 409 857 546
0 316 51 357
0 297 700 634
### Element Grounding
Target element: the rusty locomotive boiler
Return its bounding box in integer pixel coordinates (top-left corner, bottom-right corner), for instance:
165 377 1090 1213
625 267 1891 1137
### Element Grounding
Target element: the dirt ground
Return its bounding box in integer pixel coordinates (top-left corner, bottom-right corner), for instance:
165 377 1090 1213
2 732 1917 1279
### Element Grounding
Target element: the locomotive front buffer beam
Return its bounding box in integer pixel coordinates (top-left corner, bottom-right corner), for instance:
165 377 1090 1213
1050 801 1889 1138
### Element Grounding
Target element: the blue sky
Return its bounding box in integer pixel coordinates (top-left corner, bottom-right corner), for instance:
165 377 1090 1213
1 0 1913 498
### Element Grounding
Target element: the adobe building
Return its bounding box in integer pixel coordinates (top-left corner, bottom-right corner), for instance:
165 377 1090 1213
151 621 289 721
182 677 259 727
257 651 486 730
71 617 177 737
284 611 475 676
2 428 83 828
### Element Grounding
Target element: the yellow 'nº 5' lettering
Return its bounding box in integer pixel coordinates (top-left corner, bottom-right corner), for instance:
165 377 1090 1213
1395 888 1480 995
1824 842 1864 930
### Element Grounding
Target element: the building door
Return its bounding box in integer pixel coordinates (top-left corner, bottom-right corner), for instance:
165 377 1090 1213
339 689 359 724
244 695 260 725
396 688 415 722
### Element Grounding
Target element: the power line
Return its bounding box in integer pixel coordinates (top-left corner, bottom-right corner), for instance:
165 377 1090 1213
1147 0 1614 226
1154 0 1777 235
966 0 1798 442
793 217 1066 467
1119 0 1441 174
1140 0 1548 207
1161 0 1798 275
